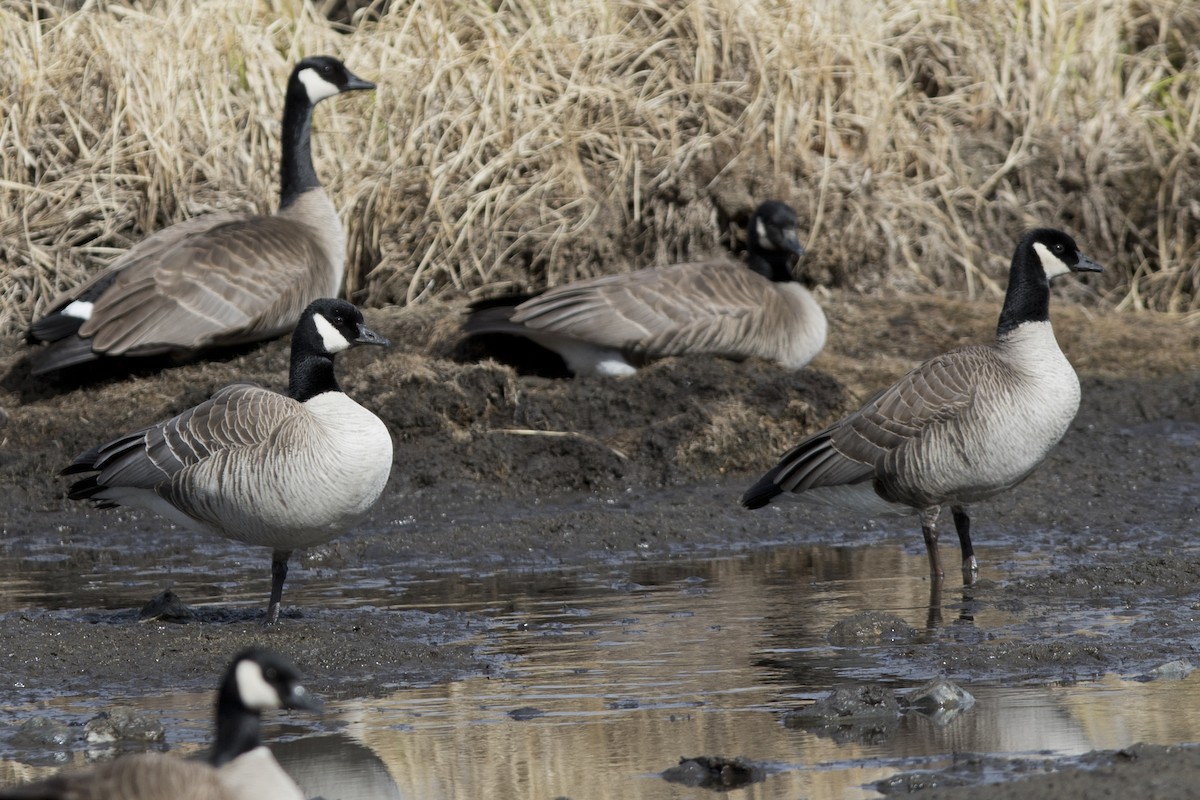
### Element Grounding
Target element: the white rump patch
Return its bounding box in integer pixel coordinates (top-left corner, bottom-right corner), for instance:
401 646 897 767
528 333 636 377
235 659 283 711
755 217 776 250
297 68 340 103
1033 242 1071 280
312 312 352 353
62 300 94 320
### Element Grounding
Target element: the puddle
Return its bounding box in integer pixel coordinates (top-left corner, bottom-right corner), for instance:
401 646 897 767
3 531 1200 798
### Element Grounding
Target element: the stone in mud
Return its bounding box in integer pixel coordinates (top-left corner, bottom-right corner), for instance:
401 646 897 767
783 683 901 725
1142 659 1196 681
827 611 918 645
84 708 166 744
661 755 765 790
508 706 545 721
902 677 976 713
138 589 195 623
12 716 71 747
782 683 902 743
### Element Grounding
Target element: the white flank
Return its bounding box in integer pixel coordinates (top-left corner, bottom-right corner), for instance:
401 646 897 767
528 333 636 377
1033 242 1072 279
297 68 340 103
235 660 282 711
312 312 352 353
62 299 94 320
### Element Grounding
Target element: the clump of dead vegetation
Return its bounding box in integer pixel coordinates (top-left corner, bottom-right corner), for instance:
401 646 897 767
1 0 1199 338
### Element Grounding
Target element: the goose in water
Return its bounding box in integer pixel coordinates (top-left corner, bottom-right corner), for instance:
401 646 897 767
0 647 320 800
63 298 393 623
742 228 1102 581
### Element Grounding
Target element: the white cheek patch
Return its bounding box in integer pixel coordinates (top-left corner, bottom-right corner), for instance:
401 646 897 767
235 660 282 711
1033 242 1071 279
312 313 352 353
755 218 777 250
62 300 94 320
297 68 340 103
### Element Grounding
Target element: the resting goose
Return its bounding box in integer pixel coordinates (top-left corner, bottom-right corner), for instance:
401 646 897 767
741 228 1103 580
26 56 375 377
0 648 319 800
62 298 393 623
462 200 826 376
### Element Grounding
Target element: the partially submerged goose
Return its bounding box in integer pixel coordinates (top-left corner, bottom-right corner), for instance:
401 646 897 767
26 56 375 376
63 298 393 623
463 201 826 376
742 229 1102 580
0 648 319 800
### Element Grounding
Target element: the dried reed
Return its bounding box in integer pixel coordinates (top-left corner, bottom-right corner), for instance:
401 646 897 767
2 0 1198 338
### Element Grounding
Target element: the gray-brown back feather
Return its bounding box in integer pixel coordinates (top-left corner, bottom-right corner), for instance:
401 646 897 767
509 260 793 361
763 347 997 501
77 214 336 356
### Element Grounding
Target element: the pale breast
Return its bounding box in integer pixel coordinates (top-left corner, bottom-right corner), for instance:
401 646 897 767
896 322 1080 505
179 393 393 550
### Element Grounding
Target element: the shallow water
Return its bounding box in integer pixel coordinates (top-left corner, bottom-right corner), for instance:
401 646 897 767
3 528 1200 799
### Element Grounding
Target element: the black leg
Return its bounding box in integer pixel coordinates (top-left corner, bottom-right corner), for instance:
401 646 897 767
266 549 292 625
951 505 978 583
919 507 944 578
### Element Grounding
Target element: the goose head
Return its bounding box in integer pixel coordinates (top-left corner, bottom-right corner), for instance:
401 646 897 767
299 298 391 357
1026 228 1104 282
746 201 806 283
224 648 322 714
292 55 376 105
748 201 806 259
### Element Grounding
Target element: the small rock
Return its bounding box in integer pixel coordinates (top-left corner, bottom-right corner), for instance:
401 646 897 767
1146 659 1195 681
661 755 765 790
507 706 545 721
85 708 166 744
138 589 195 623
902 678 976 713
12 716 72 747
784 684 901 724
827 611 918 645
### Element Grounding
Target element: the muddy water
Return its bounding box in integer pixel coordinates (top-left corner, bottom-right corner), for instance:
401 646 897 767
4 524 1200 799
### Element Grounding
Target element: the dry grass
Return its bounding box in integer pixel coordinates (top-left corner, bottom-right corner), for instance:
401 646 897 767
2 0 1200 337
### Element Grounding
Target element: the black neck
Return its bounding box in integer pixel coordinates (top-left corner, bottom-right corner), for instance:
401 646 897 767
278 83 319 210
210 688 262 767
996 234 1051 338
747 247 796 283
289 353 340 401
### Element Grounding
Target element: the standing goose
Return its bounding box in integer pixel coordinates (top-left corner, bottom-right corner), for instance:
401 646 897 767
62 298 393 624
462 200 826 376
741 229 1102 580
0 648 320 800
26 56 375 377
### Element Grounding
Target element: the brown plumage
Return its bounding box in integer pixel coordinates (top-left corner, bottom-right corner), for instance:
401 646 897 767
26 56 375 376
463 201 825 376
742 228 1103 580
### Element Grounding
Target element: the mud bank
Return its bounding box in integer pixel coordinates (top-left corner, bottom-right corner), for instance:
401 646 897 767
0 290 1197 796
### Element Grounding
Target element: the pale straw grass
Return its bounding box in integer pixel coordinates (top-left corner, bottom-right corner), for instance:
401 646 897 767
1 0 1198 338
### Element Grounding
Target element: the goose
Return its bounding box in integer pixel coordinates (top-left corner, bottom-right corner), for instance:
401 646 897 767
62 298 393 624
741 228 1103 581
0 647 320 800
26 56 375 377
462 200 826 376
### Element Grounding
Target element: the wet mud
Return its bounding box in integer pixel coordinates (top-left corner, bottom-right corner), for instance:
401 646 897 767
0 290 1197 797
